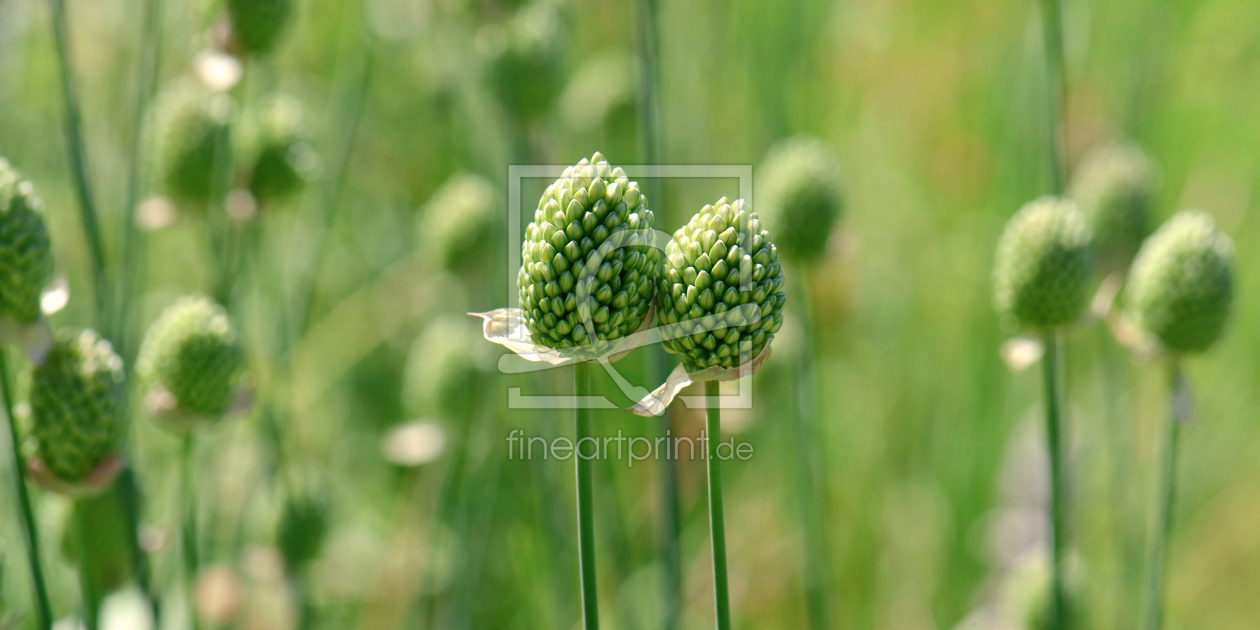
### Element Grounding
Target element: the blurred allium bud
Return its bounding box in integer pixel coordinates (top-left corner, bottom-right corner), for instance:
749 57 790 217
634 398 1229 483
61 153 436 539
993 197 1094 332
152 84 233 206
0 158 55 325
418 173 497 272
403 315 489 421
30 329 125 484
657 198 786 372
277 494 328 570
757 136 844 265
559 50 637 135
240 94 317 207
1001 556 1052 630
482 0 565 120
138 295 245 418
227 0 292 56
518 152 659 357
1068 143 1156 274
1125 211 1234 355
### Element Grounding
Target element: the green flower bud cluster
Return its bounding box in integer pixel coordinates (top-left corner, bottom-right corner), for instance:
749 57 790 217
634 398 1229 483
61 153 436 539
419 173 497 272
138 296 245 418
403 315 488 421
485 0 565 119
1125 211 1234 355
757 136 844 265
241 94 316 207
518 152 659 357
0 158 55 325
152 85 233 206
1068 143 1156 273
228 0 292 56
30 329 125 484
656 198 786 372
993 197 1093 331
277 494 328 570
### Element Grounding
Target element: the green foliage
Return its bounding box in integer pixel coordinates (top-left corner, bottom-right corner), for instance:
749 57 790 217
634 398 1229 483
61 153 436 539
518 152 659 357
228 0 292 56
30 329 125 484
993 197 1094 332
0 158 55 325
756 136 844 265
656 197 786 372
1069 143 1156 274
1126 211 1234 355
137 295 244 417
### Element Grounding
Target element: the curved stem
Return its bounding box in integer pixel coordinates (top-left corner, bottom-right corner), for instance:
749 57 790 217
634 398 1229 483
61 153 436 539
1038 0 1069 193
574 362 600 630
0 349 53 630
705 380 732 630
48 0 108 320
1041 333 1067 630
1139 364 1184 630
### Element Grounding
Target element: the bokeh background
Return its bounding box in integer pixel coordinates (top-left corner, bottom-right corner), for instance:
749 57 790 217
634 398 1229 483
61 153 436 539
1 0 1258 628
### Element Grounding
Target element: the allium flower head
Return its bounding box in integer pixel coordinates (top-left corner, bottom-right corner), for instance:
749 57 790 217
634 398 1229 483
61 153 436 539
418 173 498 272
228 0 292 56
152 84 233 206
518 152 659 358
240 94 316 207
656 198 786 372
757 136 844 265
1125 211 1234 355
0 158 55 324
403 315 489 421
138 295 244 418
993 197 1094 331
30 329 125 484
1068 143 1156 273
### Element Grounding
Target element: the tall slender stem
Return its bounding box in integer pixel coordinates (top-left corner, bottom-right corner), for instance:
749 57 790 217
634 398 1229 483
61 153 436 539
0 349 52 630
1139 364 1184 630
1041 333 1067 630
704 380 732 630
75 504 101 630
48 0 109 320
1038 0 1069 193
573 362 600 630
181 432 201 629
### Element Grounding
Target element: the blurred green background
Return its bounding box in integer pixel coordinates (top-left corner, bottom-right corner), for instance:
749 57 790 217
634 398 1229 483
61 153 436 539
1 0 1258 628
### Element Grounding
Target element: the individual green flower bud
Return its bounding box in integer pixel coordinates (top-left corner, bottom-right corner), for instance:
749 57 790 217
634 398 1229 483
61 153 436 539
241 94 317 207
0 158 55 325
152 84 233 206
519 152 660 357
137 296 245 418
277 494 328 570
1125 211 1234 355
30 329 125 484
418 173 498 272
482 0 565 120
1068 143 1156 274
403 315 489 421
657 198 786 372
227 0 292 56
756 136 844 265
993 197 1093 331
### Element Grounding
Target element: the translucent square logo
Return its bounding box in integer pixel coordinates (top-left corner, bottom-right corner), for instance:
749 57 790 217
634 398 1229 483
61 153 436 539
499 164 757 411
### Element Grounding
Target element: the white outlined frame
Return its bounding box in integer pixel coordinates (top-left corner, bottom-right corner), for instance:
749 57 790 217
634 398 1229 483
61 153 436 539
505 164 755 410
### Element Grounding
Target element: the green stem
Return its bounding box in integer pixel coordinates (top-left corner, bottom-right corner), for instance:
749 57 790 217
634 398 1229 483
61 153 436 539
75 504 101 630
0 350 52 630
1037 0 1069 193
181 433 201 628
704 380 732 630
48 0 109 320
1041 333 1068 630
574 362 600 630
791 271 831 630
1138 364 1183 630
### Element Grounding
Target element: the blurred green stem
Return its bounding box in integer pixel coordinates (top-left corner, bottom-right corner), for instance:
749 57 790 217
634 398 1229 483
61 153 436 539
1038 0 1068 193
1139 363 1184 630
704 381 732 630
75 504 102 630
574 362 600 630
1041 333 1067 630
181 433 201 628
48 0 109 321
0 349 52 630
